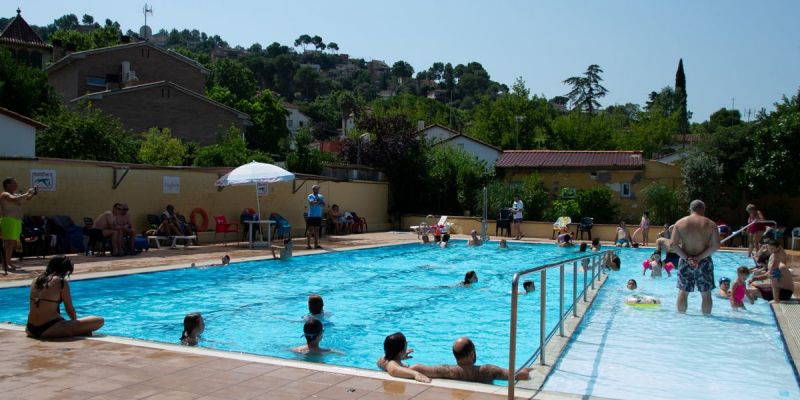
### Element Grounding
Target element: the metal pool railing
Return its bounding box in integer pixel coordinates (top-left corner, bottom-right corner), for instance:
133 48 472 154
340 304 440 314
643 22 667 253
720 220 777 244
507 249 619 399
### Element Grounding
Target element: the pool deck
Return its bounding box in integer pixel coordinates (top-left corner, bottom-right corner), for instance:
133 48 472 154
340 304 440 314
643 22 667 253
1 232 797 400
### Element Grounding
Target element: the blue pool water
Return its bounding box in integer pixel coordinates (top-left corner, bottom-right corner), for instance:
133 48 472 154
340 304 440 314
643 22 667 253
0 241 587 374
543 250 800 400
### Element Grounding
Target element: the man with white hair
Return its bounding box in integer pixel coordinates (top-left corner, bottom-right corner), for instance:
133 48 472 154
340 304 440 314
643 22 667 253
672 200 720 315
306 184 325 249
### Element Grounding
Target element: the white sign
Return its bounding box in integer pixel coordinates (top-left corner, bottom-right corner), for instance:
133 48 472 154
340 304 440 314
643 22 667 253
257 183 269 197
30 169 56 191
163 176 180 194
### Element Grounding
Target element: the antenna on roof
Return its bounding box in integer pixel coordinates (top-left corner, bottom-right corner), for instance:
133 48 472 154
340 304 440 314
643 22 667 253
142 3 153 39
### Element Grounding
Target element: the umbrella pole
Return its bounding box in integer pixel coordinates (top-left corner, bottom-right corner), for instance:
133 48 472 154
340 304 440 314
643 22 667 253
255 185 262 241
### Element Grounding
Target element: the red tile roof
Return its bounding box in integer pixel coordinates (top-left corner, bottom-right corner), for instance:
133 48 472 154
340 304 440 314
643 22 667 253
0 10 51 49
497 150 643 169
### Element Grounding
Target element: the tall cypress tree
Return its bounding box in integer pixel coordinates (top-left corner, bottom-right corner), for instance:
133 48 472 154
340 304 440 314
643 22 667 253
675 59 689 145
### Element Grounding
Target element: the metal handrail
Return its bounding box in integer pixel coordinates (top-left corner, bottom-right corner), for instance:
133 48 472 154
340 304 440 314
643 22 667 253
720 220 777 244
507 249 619 400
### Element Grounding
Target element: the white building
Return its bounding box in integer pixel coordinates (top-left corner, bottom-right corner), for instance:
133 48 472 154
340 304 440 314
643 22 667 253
282 102 311 135
0 106 46 158
418 124 501 168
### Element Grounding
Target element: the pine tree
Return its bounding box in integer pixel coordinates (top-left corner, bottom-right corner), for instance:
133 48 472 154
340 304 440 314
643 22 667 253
675 59 689 145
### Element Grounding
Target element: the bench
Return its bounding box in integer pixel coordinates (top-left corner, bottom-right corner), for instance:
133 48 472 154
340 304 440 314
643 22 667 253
147 235 197 249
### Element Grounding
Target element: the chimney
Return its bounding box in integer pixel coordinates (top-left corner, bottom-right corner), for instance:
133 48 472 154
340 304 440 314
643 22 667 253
51 39 64 61
417 120 425 130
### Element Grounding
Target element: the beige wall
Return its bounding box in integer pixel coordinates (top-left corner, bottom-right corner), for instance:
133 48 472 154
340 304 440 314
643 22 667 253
1 158 389 240
402 215 664 244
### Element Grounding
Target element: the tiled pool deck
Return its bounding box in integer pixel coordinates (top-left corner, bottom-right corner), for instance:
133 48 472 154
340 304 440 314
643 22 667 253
1 232 797 400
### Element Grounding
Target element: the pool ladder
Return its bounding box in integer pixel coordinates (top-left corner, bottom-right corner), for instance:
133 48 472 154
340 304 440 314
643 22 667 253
507 249 619 399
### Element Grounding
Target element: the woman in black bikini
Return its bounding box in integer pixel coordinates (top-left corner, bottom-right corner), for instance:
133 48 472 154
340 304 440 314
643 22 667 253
26 256 104 339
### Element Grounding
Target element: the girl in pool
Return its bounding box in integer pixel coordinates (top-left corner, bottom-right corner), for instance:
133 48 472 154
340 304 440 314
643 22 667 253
377 332 431 383
730 267 753 309
26 256 104 339
627 279 638 290
180 312 204 346
460 271 478 287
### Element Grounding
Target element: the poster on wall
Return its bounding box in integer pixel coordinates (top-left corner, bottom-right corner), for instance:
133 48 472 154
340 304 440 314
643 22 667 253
257 183 269 197
163 176 180 194
30 169 56 191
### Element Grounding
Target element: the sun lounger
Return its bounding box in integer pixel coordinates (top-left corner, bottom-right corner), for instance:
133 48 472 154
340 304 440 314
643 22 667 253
148 235 197 249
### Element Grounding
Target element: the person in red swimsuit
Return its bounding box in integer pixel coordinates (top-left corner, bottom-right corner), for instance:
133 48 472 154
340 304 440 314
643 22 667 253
745 204 766 257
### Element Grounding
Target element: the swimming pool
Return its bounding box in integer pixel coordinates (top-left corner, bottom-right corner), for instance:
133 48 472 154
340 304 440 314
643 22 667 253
0 241 586 375
543 250 800 399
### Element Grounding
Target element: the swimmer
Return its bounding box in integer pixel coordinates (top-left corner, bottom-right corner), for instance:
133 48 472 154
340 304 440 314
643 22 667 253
498 239 508 249
421 233 430 243
440 233 451 248
591 238 601 251
307 294 325 320
578 242 587 252
221 255 230 265
557 230 574 247
461 271 478 287
604 253 621 271
291 318 337 354
180 312 204 346
716 277 731 298
730 266 753 309
377 332 431 383
468 230 482 247
627 279 638 290
523 280 535 293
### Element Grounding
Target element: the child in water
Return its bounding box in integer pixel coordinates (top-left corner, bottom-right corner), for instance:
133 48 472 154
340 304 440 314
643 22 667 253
180 313 204 346
730 266 754 309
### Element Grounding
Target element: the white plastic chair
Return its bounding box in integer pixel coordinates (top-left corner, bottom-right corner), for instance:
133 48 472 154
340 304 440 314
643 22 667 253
792 227 800 250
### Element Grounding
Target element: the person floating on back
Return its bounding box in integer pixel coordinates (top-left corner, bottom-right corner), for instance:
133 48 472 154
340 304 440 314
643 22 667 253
377 332 431 383
26 256 104 339
409 337 531 383
180 312 204 346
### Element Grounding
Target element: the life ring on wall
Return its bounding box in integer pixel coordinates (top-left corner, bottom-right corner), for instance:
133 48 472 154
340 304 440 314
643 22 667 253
190 208 209 231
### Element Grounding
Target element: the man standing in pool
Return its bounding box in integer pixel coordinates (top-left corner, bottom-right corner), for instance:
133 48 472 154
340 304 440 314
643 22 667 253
410 337 531 383
672 200 720 315
306 184 325 249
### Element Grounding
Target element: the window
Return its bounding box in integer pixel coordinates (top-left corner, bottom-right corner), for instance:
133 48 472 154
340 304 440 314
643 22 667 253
287 119 293 127
621 183 632 198
86 76 107 87
299 120 304 127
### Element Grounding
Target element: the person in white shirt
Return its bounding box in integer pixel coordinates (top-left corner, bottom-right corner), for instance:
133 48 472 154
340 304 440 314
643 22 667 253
511 195 524 240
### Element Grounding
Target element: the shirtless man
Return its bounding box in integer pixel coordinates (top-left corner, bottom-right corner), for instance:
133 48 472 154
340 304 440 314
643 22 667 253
410 337 531 383
1 177 36 273
114 203 135 254
672 200 720 315
468 229 482 247
94 204 123 256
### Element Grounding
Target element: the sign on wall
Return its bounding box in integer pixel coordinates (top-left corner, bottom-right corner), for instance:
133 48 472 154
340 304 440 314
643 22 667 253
257 183 269 197
560 187 577 199
163 176 180 193
30 169 56 191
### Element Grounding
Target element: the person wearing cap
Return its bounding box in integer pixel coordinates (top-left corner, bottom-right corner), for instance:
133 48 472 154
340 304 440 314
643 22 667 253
716 277 731 298
306 185 325 249
292 317 336 354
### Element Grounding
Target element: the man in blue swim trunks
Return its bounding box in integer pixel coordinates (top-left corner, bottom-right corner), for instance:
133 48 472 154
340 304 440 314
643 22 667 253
672 200 720 315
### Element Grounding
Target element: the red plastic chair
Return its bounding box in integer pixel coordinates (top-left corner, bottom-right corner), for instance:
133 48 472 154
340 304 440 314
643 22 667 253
350 212 368 234
213 215 239 246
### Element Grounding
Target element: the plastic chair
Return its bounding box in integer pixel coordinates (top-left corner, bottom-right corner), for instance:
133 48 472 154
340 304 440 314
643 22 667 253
350 211 368 233
213 215 239 246
577 217 594 240
82 217 111 256
552 216 572 239
240 210 260 241
792 227 800 250
496 208 512 237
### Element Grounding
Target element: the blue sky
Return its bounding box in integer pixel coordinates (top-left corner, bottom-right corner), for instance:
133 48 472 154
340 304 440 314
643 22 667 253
13 0 800 121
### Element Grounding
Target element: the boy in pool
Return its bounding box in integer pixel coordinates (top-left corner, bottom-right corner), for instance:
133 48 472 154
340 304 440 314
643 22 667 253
627 279 637 290
461 271 478 287
523 280 535 293
716 277 731 298
498 239 508 249
307 294 325 319
292 318 336 354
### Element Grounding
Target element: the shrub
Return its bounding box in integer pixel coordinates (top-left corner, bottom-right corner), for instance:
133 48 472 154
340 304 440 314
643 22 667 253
548 199 581 221
138 127 187 166
520 174 550 221
641 182 686 225
576 186 619 223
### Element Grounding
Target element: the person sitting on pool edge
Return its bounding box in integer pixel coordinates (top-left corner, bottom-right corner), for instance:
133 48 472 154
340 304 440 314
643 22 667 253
409 337 531 383
468 230 482 247
26 256 104 339
461 271 478 287
292 318 335 354
180 312 204 346
616 221 631 247
377 332 431 383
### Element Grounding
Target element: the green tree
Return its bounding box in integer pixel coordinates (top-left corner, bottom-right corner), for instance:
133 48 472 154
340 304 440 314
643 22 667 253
193 126 273 167
641 182 685 225
675 59 689 137
548 199 581 221
327 42 339 53
391 60 414 80
37 105 138 162
286 128 328 174
137 127 187 166
576 186 619 223
742 90 800 195
0 49 59 118
519 174 550 221
681 149 723 210
207 59 257 101
294 34 311 51
563 64 608 113
310 35 325 51
425 145 492 215
240 90 292 155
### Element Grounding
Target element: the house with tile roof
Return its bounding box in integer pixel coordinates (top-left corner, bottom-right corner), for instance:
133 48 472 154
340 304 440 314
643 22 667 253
418 124 501 168
0 9 52 68
496 150 682 220
0 106 47 158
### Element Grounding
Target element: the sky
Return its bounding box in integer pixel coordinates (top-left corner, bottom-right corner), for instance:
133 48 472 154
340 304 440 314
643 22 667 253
10 0 800 122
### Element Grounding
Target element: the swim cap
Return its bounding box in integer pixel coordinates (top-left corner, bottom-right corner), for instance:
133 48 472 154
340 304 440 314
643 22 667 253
719 277 731 285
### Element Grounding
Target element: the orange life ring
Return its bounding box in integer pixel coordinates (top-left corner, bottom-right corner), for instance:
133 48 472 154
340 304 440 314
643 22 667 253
190 208 209 232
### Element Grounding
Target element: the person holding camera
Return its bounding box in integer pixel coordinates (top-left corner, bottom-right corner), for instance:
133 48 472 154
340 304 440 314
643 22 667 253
1 177 37 273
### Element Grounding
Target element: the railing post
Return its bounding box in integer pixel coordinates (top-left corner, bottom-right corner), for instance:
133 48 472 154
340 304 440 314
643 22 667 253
540 269 546 366
559 264 564 337
591 254 596 290
583 262 587 302
597 253 603 282
573 261 578 317
508 276 519 400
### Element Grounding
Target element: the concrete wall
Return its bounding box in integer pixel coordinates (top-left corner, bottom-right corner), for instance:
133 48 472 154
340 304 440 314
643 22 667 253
86 84 246 144
1 158 390 240
49 43 207 101
401 215 665 243
501 160 683 222
0 116 36 158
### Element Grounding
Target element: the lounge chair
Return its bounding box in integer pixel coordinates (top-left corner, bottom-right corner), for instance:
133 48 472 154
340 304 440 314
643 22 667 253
552 216 572 239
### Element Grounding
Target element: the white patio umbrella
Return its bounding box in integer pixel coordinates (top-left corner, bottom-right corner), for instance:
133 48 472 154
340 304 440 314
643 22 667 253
215 161 295 219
